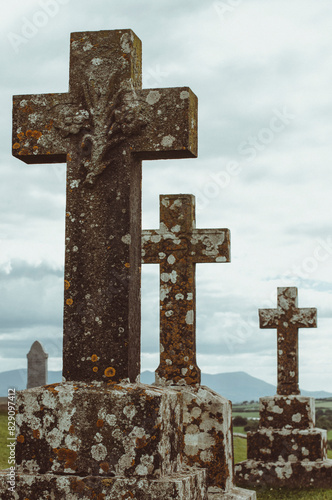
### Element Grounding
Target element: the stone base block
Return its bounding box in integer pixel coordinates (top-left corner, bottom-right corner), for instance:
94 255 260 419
247 428 327 462
15 381 182 478
259 396 315 430
0 468 207 500
235 458 332 489
208 486 256 499
176 385 234 491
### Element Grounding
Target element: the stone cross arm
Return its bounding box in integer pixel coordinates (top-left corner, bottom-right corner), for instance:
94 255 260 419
12 87 197 164
142 228 230 264
258 287 317 396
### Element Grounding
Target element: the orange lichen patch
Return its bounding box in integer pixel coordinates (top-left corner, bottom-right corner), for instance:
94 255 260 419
45 120 54 131
32 429 40 439
45 384 60 394
104 367 116 378
13 142 21 149
17 132 25 140
125 263 130 268
17 435 24 443
18 148 29 156
96 419 104 428
100 462 109 472
53 448 77 470
69 425 75 435
66 298 73 306
40 406 44 411
64 280 70 290
91 354 98 362
122 492 134 499
66 212 70 217
93 366 98 372
26 129 42 140
21 103 34 114
33 145 39 150
67 153 72 162
131 459 135 466
135 436 148 449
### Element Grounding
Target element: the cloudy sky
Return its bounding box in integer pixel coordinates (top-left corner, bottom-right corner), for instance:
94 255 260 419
0 0 332 393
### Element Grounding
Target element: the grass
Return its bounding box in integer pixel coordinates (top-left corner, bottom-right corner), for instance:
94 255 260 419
253 489 332 499
0 412 10 470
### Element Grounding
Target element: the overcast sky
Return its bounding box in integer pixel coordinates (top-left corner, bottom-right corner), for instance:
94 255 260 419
0 0 332 392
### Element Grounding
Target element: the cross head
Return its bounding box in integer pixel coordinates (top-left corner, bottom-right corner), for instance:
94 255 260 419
259 287 317 395
12 30 198 384
142 194 230 385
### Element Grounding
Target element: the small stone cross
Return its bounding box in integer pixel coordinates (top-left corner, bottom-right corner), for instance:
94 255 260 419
27 341 48 389
259 287 317 395
13 30 197 384
142 194 230 385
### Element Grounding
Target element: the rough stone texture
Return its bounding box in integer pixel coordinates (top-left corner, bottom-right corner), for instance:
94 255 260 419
235 459 332 489
235 395 332 489
259 287 317 396
247 428 327 462
259 395 315 430
12 30 198 384
179 385 233 491
11 382 254 499
142 194 230 385
208 486 256 499
15 382 183 477
0 469 207 499
26 341 48 389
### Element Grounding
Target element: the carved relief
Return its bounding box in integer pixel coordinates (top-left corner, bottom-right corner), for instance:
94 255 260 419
54 74 148 185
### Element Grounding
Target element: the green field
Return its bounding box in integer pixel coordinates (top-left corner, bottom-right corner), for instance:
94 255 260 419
0 412 9 470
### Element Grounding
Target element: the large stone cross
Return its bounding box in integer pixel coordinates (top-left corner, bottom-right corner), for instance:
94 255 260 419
12 30 197 384
142 194 230 385
259 287 317 395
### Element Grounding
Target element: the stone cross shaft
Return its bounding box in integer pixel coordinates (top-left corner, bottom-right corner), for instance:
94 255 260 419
12 30 197 384
142 194 230 385
27 341 48 389
259 287 317 396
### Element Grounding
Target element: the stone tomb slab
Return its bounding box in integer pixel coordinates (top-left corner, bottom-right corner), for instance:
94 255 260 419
15 381 182 478
0 469 207 500
235 459 332 489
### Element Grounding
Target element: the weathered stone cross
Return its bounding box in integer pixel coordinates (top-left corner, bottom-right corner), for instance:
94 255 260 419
142 194 230 385
259 287 317 395
12 30 197 384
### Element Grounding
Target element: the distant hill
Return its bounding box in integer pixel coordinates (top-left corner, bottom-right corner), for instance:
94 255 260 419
1 369 331 403
141 370 332 402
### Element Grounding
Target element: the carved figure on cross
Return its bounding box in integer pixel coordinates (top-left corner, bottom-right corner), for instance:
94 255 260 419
259 287 317 395
12 30 198 384
142 194 230 386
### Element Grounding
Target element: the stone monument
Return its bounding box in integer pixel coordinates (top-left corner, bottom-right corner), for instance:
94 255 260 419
0 29 256 499
142 193 230 386
235 287 332 488
26 340 48 389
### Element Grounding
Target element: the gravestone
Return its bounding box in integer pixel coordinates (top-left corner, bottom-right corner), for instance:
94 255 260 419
235 287 332 488
26 340 48 389
12 29 197 385
0 29 256 499
142 194 230 386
